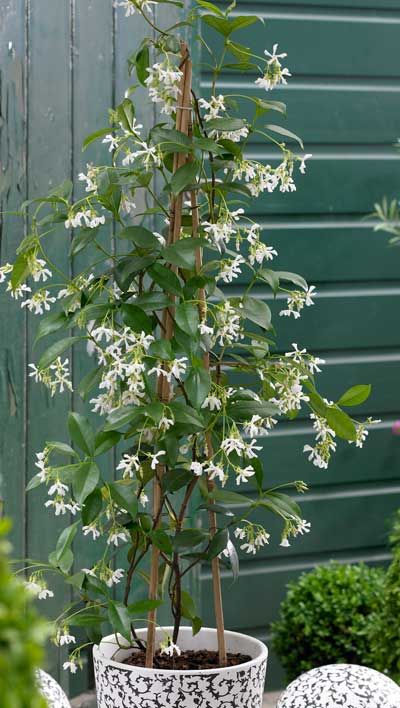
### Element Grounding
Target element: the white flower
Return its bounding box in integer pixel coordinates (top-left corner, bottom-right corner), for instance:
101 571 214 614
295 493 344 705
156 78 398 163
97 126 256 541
145 60 183 115
63 660 78 674
82 523 101 540
159 416 174 432
221 436 245 457
0 263 13 283
205 462 225 484
29 256 52 282
7 282 31 299
26 576 54 600
116 0 157 17
57 630 76 647
21 289 56 315
349 423 369 449
199 95 226 121
149 450 166 470
201 395 222 412
102 134 119 151
199 322 214 336
106 568 125 587
243 439 262 459
236 465 255 485
139 491 149 507
170 357 188 380
218 255 245 284
108 529 129 547
117 453 140 478
299 154 312 174
215 301 243 346
35 449 50 482
256 44 291 91
280 286 316 319
190 461 204 477
160 639 181 658
280 537 290 548
48 479 69 497
295 519 311 536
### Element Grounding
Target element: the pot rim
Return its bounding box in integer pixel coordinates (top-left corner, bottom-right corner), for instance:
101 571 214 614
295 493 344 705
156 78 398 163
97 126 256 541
94 626 268 677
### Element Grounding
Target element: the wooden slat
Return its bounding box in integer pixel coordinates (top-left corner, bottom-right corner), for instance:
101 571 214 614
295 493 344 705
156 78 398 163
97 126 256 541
0 1 27 557
26 0 72 686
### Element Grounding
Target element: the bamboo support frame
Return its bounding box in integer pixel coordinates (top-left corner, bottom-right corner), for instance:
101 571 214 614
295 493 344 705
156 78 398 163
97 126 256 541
145 40 227 668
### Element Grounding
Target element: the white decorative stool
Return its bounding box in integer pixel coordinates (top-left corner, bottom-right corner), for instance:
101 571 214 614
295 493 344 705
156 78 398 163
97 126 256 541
277 664 400 708
37 669 71 707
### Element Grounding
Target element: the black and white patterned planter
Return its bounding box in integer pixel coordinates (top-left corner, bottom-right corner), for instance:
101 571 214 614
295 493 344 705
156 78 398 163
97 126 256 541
277 664 400 708
93 626 268 708
37 669 71 707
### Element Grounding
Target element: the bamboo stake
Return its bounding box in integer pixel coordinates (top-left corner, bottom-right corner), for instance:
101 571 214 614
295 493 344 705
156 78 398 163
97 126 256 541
189 133 227 667
145 41 191 668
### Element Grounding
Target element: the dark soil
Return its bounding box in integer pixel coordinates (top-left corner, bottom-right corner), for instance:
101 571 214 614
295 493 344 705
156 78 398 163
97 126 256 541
123 648 252 671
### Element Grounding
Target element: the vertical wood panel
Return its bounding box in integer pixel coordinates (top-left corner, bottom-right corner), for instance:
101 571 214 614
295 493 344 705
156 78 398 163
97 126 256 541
26 0 72 684
0 1 27 556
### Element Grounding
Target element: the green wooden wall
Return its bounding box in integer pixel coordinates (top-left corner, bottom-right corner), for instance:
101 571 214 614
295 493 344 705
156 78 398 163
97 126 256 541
1 0 400 697
199 0 400 690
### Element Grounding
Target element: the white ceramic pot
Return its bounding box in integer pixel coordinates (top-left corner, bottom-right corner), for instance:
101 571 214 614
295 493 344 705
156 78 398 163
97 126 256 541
93 626 268 708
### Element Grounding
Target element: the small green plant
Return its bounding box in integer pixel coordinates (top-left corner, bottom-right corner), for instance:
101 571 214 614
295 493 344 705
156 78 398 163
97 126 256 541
0 519 48 708
369 509 400 683
272 562 385 682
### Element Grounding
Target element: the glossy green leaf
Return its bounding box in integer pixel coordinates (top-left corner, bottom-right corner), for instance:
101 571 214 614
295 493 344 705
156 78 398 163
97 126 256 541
38 336 81 370
81 488 103 526
170 161 199 195
337 384 372 407
121 303 153 334
241 295 271 330
118 226 161 250
109 481 138 520
175 302 199 335
68 412 95 456
149 263 183 296
72 462 100 505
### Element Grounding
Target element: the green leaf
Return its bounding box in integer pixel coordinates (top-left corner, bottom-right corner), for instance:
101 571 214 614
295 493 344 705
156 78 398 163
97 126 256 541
134 292 172 312
195 0 225 16
149 263 183 296
104 406 143 431
205 117 247 132
148 339 173 360
170 161 199 195
135 46 150 86
78 366 103 400
121 303 153 334
337 384 372 408
71 303 111 325
118 225 161 250
255 99 286 117
168 402 205 431
162 467 193 493
210 488 253 507
54 522 79 567
68 412 95 456
207 528 229 560
81 488 103 526
202 14 258 37
173 529 209 550
258 268 280 294
116 98 136 133
325 406 357 441
175 302 199 335
72 462 100 505
226 399 279 421
82 127 111 151
185 365 211 408
128 599 163 615
276 271 308 292
265 124 304 149
70 227 99 256
35 311 68 343
94 430 122 456
150 529 173 555
261 491 302 520
46 441 78 458
38 336 81 370
70 612 106 627
109 480 138 520
10 253 30 290
241 296 271 330
108 601 131 642
162 239 204 271
115 255 156 291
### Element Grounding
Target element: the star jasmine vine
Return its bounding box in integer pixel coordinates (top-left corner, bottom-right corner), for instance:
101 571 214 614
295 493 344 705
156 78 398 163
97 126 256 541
2 0 377 672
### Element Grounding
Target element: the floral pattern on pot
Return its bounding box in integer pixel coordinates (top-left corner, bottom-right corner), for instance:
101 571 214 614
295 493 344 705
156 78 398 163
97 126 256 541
37 669 71 707
93 628 268 708
277 664 400 708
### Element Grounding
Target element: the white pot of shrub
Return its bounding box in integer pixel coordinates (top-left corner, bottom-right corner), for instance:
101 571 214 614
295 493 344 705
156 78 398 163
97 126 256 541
93 627 268 708
3 0 376 698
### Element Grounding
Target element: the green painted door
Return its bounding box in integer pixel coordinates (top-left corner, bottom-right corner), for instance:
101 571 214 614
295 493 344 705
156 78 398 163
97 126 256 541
200 0 400 689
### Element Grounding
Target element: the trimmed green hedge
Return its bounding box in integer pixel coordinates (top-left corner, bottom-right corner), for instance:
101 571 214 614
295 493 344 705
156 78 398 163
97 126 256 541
271 562 385 682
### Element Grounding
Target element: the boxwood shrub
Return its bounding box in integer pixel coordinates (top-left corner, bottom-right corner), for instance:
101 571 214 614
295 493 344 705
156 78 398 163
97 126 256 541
271 562 385 682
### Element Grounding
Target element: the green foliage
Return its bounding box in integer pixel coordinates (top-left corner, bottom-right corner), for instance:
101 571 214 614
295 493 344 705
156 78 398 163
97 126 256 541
0 519 48 708
272 562 385 682
369 510 400 683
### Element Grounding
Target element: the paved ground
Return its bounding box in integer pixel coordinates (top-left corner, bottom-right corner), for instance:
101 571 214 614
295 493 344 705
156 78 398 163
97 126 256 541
71 691 282 707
